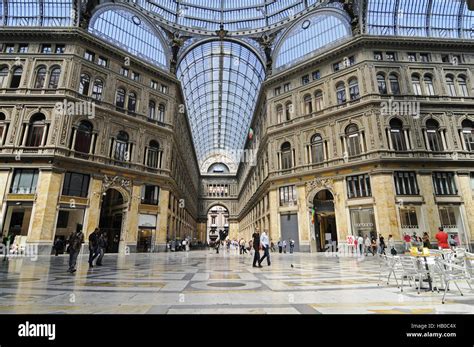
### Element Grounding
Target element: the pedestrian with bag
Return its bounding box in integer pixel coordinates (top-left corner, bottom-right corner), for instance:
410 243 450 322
68 224 84 273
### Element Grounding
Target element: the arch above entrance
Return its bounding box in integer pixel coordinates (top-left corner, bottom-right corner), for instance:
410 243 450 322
306 177 336 206
101 175 132 204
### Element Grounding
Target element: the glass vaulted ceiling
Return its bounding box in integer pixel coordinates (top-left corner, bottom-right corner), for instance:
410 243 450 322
177 41 265 166
126 0 320 32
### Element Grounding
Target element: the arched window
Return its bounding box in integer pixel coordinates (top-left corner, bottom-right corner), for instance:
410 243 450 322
423 74 435 96
426 119 444 151
336 82 346 104
303 94 312 114
345 124 361 157
158 104 165 122
389 118 407 151
389 74 400 95
412 74 422 95
114 131 129 161
280 142 292 170
148 101 156 120
26 113 46 147
377 74 387 94
276 105 283 123
127 92 137 112
446 75 456 96
0 66 8 88
314 91 323 111
79 73 91 96
461 119 474 151
48 66 61 89
458 75 469 97
34 66 47 88
74 121 93 154
91 79 103 100
348 78 360 100
285 102 293 121
147 140 160 168
310 134 324 164
115 88 126 108
10 67 23 88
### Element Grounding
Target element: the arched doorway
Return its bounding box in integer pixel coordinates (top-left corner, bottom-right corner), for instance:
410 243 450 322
98 188 125 253
206 205 229 244
313 190 337 252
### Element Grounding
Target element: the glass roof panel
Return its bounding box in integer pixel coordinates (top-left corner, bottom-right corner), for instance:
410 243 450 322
2 0 74 27
126 0 312 32
89 8 168 69
177 40 265 168
275 12 351 69
366 0 473 39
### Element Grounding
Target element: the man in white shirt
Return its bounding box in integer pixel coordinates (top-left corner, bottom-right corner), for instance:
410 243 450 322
357 235 364 255
258 231 271 267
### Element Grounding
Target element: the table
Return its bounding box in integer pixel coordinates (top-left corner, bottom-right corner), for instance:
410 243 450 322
408 253 442 291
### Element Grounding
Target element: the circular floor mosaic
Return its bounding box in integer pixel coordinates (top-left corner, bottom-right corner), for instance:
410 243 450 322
190 281 261 291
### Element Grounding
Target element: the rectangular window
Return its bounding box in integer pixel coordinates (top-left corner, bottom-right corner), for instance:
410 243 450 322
41 44 52 54
55 44 65 54
386 52 396 61
470 173 474 191
84 50 95 62
432 172 457 195
394 172 419 195
373 51 383 60
279 185 297 207
131 71 140 81
350 208 377 239
274 87 281 96
333 62 340 72
10 169 39 194
120 67 129 77
399 207 419 228
441 54 450 63
56 210 69 228
347 174 372 198
18 44 29 53
438 206 457 228
301 75 310 85
97 56 108 67
160 84 168 94
283 83 291 92
312 70 321 80
62 172 90 197
4 44 15 53
408 53 417 62
452 55 462 64
150 80 158 89
141 185 159 205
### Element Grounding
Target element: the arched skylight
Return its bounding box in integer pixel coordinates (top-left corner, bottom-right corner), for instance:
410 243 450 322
177 40 265 169
1 0 74 26
366 0 474 39
89 7 168 69
274 11 352 69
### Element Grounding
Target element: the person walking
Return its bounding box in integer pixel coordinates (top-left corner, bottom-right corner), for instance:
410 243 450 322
379 234 386 254
259 230 271 267
282 240 287 254
403 233 411 251
358 234 364 255
435 227 449 250
96 232 107 266
364 235 372 256
371 237 377 256
252 229 261 268
422 232 431 249
289 239 295 254
88 228 100 268
448 234 457 249
68 224 84 273
270 240 276 253
2 233 13 262
278 240 282 253
240 238 247 254
53 237 64 256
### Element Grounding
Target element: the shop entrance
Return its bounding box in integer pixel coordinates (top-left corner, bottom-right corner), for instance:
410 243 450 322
313 190 337 252
2 202 32 239
98 189 125 253
137 229 153 252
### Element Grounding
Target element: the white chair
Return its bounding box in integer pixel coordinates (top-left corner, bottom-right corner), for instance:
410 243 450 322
377 254 400 288
435 258 470 304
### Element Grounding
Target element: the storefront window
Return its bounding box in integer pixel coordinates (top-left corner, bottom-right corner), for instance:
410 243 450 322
11 169 38 194
350 208 376 239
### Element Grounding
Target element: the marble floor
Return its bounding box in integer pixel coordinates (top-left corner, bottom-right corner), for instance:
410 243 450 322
0 250 473 314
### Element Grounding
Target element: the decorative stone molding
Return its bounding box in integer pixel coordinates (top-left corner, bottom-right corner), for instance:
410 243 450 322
102 175 132 201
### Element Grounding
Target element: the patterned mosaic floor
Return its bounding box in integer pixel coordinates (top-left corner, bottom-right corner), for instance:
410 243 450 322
0 250 473 314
